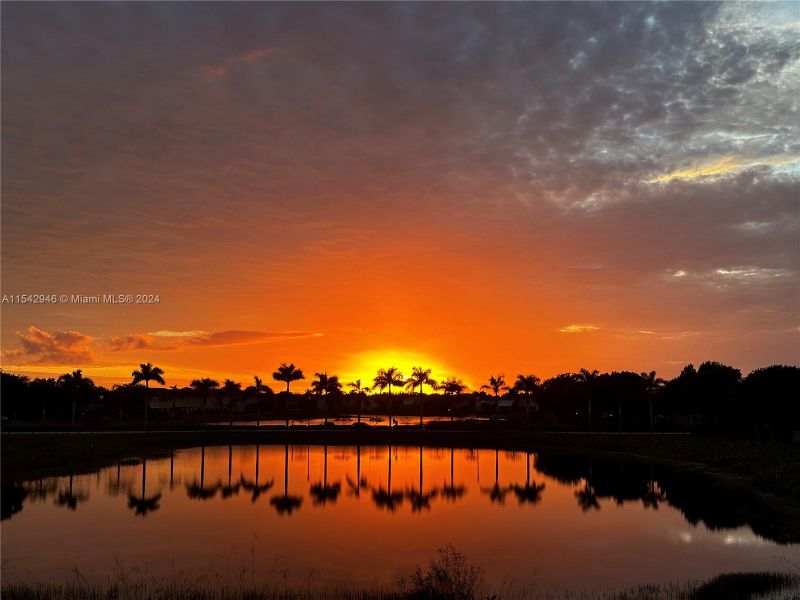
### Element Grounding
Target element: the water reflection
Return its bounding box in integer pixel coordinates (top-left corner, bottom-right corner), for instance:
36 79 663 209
1 445 796 546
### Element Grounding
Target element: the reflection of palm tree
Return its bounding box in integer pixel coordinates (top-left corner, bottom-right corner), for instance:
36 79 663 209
309 445 341 506
270 445 303 515
127 460 162 516
481 449 510 504
405 446 438 512
373 367 404 428
511 451 545 505
220 445 241 498
441 447 467 501
131 363 166 425
186 447 218 500
371 445 404 511
575 458 599 511
272 364 305 428
346 445 369 498
240 445 275 502
56 474 87 510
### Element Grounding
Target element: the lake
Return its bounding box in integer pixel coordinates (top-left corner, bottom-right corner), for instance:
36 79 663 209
2 444 798 592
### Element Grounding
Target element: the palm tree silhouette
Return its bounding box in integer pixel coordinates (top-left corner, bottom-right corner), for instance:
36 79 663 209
57 370 91 425
240 445 275 502
640 371 666 431
511 451 546 505
406 446 438 511
441 447 467 501
513 374 540 420
371 445 404 511
481 375 509 423
577 369 599 430
270 445 303 515
347 380 371 424
309 445 341 506
406 367 437 428
373 367 404 428
311 372 342 425
253 376 264 427
131 363 166 425
127 459 162 516
190 378 219 412
272 363 305 428
438 378 467 421
222 379 242 426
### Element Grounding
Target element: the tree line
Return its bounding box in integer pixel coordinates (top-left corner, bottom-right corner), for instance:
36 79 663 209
1 361 798 438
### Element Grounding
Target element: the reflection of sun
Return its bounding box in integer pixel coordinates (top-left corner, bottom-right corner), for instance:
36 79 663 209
339 348 467 392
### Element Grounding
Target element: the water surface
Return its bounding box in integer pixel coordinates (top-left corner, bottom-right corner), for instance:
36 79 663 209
2 445 797 591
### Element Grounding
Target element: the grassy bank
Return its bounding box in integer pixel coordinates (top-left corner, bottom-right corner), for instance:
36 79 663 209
1 572 798 600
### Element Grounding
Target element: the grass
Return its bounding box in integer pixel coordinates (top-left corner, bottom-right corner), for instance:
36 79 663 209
1 572 798 600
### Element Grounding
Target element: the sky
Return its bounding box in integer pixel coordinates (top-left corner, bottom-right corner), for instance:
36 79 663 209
1 2 799 390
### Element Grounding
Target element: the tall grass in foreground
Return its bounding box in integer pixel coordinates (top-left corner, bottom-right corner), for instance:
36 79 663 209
2 547 798 600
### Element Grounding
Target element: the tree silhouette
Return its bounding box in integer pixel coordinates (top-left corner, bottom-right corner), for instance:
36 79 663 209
480 375 509 423
347 379 371 424
346 445 369 498
253 376 263 427
57 370 93 425
55 474 88 511
406 367 437 428
437 378 467 421
311 372 342 425
513 374 540 420
640 371 665 431
511 451 545 505
373 367 404 428
131 363 165 425
186 446 218 500
576 369 599 430
240 445 274 502
406 446 438 511
371 445 404 511
441 447 467 501
190 378 219 412
222 379 242 425
272 363 305 428
481 449 510 504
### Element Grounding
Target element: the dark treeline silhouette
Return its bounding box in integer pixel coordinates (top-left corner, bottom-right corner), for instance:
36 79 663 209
3 446 794 544
1 361 798 439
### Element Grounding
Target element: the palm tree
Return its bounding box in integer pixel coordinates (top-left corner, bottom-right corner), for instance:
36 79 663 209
311 372 342 425
480 374 509 423
640 371 666 431
223 379 242 426
57 370 93 425
272 363 305 428
131 363 166 425
347 379 371 424
190 377 220 412
513 374 540 420
373 367 404 428
253 376 263 427
576 368 599 430
406 367 437 428
438 377 467 421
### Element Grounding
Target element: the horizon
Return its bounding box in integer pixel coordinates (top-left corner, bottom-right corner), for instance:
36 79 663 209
2 2 799 390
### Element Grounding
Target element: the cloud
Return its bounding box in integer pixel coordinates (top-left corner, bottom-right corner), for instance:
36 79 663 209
108 334 154 352
1 326 94 365
181 330 321 348
646 155 800 184
201 47 278 78
559 324 600 334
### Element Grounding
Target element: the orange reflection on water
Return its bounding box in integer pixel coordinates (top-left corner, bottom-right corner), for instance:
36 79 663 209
2 445 797 591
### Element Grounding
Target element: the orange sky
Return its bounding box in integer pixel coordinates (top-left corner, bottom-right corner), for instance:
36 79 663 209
1 3 798 389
